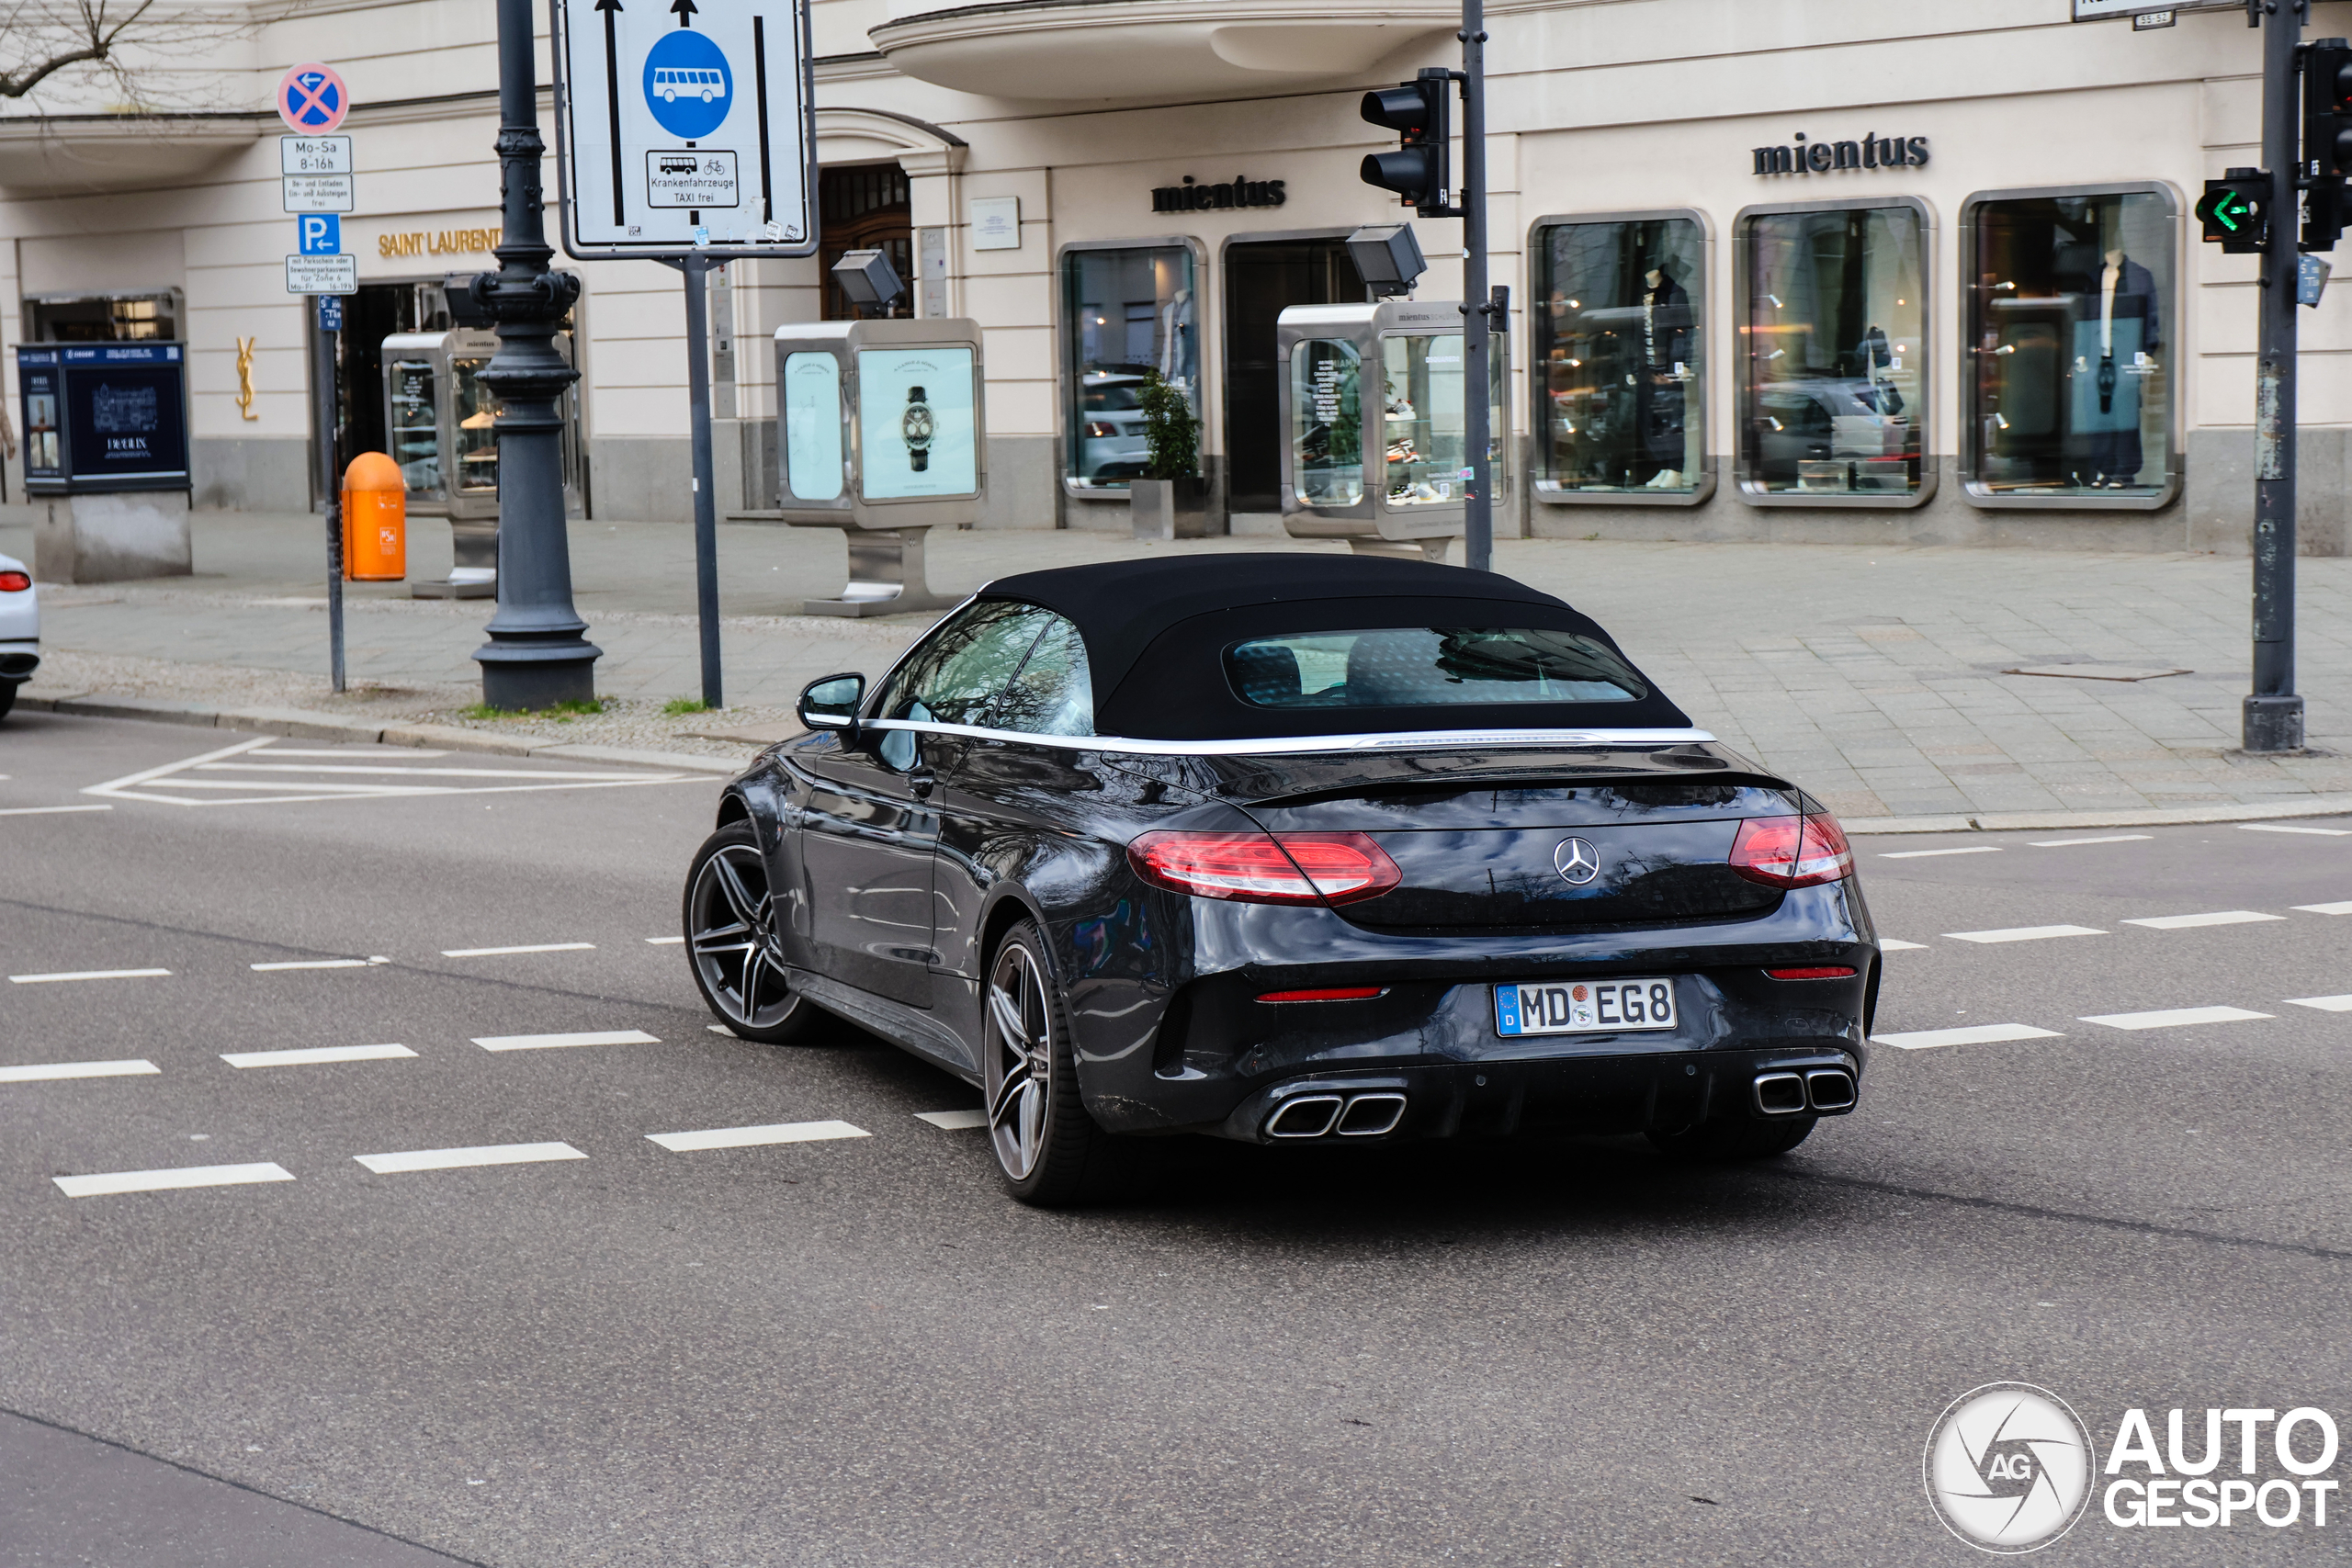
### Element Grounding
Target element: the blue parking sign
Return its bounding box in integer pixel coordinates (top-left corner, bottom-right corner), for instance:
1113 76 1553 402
298 213 342 255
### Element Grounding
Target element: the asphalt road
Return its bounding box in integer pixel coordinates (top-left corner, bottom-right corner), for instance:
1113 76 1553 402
4 708 2350 1565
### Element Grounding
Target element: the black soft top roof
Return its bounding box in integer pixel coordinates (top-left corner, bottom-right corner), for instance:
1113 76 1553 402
977 554 1691 741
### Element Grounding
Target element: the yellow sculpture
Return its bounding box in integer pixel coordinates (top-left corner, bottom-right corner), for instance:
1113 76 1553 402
234 336 259 421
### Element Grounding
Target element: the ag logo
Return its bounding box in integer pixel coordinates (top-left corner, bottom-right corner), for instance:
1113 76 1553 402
1924 1382 2093 1553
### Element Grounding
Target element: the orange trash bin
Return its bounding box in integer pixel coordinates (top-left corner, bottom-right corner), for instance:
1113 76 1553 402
342 451 407 581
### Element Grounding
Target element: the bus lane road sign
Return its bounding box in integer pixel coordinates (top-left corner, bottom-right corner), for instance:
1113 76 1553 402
549 0 818 260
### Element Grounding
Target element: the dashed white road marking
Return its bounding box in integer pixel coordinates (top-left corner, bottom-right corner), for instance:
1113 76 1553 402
645 936 684 945
250 748 448 758
1943 925 2106 944
1880 846 2003 860
707 1024 736 1036
8 968 171 985
0 1058 159 1083
470 1030 658 1052
0 804 113 818
251 958 370 972
2285 995 2352 1013
54 1163 293 1198
220 1043 416 1068
914 1109 988 1131
441 942 595 957
1879 939 1930 951
2239 823 2352 837
355 1142 585 1174
2079 1006 2274 1031
2121 911 2285 931
2030 834 2154 848
1871 1024 2064 1050
2292 901 2352 916
646 1120 869 1152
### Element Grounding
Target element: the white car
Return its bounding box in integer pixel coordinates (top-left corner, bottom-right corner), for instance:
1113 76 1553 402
0 552 38 723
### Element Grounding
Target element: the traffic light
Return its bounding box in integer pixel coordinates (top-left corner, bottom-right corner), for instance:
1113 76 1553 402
1361 69 1451 216
2197 169 2269 255
2303 38 2352 251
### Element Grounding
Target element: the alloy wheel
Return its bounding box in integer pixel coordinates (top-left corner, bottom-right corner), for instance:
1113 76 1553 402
986 941 1053 1180
688 842 797 1031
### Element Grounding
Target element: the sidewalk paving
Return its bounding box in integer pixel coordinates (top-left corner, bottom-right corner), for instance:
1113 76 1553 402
4 505 2347 826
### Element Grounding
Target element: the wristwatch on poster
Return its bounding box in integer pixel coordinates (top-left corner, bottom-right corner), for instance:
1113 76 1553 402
901 385 933 472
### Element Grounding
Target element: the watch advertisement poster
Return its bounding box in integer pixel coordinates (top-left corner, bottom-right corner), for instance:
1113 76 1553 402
858 346 977 501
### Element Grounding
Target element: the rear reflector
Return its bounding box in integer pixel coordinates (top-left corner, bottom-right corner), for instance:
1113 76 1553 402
1257 987 1388 1003
1127 830 1402 906
0 571 28 592
1765 966 1858 980
1729 813 1855 889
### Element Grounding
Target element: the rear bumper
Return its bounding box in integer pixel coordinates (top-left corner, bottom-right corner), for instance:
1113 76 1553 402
0 640 37 684
1215 1045 1859 1145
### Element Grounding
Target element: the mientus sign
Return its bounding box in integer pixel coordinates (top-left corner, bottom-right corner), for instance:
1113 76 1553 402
1150 175 1287 213
1752 132 1930 176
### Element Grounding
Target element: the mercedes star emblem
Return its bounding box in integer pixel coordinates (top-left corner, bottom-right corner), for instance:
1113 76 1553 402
1554 837 1601 886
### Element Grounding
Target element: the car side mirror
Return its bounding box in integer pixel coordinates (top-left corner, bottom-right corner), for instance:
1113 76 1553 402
797 672 865 739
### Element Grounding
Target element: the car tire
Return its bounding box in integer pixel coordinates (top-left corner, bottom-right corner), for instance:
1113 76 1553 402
983 918 1110 1207
1646 1113 1816 1162
682 820 823 1045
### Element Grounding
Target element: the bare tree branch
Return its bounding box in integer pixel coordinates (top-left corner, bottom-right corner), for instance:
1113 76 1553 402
1 0 261 107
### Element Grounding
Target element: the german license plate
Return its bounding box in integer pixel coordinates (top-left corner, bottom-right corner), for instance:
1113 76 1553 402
1495 977 1677 1037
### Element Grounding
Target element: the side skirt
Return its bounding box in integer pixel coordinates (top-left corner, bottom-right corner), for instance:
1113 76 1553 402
789 967 981 1084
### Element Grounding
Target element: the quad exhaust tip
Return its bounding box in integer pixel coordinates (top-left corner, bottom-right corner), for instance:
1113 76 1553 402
1265 1091 1408 1140
1753 1068 1857 1117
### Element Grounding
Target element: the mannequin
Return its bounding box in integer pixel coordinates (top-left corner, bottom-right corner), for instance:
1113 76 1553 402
2069 245 2161 488
1635 265 1693 488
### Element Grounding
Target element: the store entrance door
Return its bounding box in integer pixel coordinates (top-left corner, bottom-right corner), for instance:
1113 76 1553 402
333 281 452 489
1223 237 1363 513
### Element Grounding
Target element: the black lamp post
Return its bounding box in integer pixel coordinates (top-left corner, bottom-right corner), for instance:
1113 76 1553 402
470 0 601 709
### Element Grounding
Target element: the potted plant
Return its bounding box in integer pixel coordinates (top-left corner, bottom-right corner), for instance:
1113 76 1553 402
1128 372 1207 539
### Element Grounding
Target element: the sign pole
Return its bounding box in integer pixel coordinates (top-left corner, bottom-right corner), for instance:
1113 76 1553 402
1459 0 1491 574
680 254 724 709
317 308 345 693
2247 0 2307 752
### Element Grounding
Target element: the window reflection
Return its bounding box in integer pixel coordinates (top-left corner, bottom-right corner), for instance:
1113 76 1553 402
1291 339 1363 507
1742 205 1925 497
1969 191 2171 495
1064 246 1197 492
994 615 1093 737
1536 218 1704 492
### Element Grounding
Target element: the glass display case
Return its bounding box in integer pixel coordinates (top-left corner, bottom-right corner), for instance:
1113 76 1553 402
1278 300 1504 556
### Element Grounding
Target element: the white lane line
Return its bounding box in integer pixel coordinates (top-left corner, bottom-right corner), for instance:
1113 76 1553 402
441 942 595 957
8 968 171 985
2285 995 2352 1012
0 804 114 818
1871 1024 2064 1050
251 958 370 971
2121 910 2285 931
1943 925 2107 944
221 1043 416 1068
83 736 277 798
470 1030 658 1052
55 1162 293 1198
645 936 684 945
199 762 662 780
914 1109 988 1131
355 1142 585 1174
251 748 448 758
2293 901 2352 915
2240 823 2352 837
1880 846 2004 860
2029 834 2154 848
2079 1006 2274 1031
0 1058 160 1083
646 1120 870 1152
707 1024 736 1036
1878 939 1930 951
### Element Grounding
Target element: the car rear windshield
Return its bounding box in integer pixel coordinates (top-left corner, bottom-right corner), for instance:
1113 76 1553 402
1225 628 1647 710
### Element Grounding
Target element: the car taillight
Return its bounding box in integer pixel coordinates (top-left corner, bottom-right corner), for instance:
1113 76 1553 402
1127 830 1401 906
1258 987 1387 1003
1083 421 1119 438
1765 966 1857 980
0 571 28 592
1729 814 1854 889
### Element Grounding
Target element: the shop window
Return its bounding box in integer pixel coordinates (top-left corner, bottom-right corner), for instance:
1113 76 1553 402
1738 203 1926 500
820 164 912 321
1063 244 1197 493
25 290 180 343
1533 216 1705 495
1964 189 2174 500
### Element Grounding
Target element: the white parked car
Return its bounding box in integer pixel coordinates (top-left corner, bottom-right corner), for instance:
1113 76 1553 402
0 552 38 723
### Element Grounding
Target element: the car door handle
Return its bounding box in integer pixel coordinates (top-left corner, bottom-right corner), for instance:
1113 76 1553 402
909 766 935 799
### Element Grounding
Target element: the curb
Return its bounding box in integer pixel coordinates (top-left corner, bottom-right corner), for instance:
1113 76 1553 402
15 690 756 776
1842 796 2352 835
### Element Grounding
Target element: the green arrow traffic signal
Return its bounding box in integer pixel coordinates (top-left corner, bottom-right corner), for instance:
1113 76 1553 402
2199 173 2269 254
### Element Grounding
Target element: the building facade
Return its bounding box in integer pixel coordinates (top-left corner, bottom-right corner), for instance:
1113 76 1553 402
3 0 2346 554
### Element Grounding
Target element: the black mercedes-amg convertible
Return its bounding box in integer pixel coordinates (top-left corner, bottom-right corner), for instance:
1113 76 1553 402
682 555 1877 1204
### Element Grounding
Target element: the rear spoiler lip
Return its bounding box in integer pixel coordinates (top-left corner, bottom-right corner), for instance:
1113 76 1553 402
1227 770 1804 813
